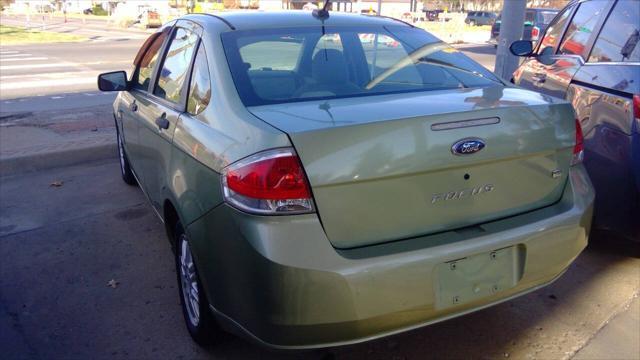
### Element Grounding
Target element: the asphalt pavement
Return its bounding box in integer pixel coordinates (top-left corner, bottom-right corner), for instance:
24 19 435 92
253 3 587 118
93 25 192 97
0 159 638 360
0 19 141 174
454 43 497 72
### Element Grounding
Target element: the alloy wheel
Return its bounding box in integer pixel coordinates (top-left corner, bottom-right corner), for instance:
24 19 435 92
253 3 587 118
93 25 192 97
179 235 200 327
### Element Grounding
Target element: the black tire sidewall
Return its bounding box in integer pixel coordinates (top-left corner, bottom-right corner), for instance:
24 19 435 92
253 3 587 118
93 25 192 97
116 129 136 185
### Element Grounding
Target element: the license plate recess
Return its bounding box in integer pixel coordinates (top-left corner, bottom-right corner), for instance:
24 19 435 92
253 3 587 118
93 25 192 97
434 246 523 309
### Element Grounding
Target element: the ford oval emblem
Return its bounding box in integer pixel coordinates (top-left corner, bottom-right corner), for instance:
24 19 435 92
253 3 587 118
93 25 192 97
451 138 486 156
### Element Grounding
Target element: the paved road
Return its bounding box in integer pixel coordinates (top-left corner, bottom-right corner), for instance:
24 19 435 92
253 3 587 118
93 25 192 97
0 159 638 360
454 43 496 72
0 41 141 100
0 15 145 100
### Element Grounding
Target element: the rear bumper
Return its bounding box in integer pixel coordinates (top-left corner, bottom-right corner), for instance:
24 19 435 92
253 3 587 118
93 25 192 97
186 165 594 348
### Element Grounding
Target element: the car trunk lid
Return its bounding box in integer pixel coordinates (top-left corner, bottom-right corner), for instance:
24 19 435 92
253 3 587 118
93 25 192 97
248 86 575 248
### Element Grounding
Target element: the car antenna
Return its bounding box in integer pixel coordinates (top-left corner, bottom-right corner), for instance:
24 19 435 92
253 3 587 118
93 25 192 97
313 0 331 59
313 0 331 21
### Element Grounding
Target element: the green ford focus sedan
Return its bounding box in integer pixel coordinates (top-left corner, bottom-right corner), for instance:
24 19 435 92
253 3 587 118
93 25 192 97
98 11 595 348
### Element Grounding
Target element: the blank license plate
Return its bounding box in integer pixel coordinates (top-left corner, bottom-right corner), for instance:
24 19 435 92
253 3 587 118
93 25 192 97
434 246 521 309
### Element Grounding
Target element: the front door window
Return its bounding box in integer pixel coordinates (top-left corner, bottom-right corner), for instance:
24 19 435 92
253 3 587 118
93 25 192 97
154 27 199 104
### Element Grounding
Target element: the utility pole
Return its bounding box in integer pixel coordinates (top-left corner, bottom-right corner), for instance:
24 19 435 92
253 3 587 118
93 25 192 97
494 0 526 80
377 0 382 16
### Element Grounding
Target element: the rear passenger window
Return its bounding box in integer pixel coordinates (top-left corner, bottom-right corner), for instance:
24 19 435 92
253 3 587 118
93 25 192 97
238 36 304 101
359 33 417 81
538 11 557 25
525 11 536 25
313 34 344 58
187 44 211 115
133 29 169 90
588 0 640 63
558 0 609 58
154 27 199 103
239 36 303 71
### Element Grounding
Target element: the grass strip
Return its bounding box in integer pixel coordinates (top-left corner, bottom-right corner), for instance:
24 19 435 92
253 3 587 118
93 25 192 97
0 25 86 45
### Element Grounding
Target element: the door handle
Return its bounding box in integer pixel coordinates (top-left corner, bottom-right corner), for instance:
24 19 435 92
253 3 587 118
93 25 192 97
130 101 138 112
155 113 170 130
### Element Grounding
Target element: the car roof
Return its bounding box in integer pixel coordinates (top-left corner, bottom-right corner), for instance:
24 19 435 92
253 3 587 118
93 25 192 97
526 8 559 12
184 10 411 31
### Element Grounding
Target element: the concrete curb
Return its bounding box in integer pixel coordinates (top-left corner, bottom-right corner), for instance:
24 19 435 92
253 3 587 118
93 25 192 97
0 143 116 177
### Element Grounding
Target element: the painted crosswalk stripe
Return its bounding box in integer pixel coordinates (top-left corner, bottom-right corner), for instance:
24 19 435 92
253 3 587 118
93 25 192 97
1 70 98 80
0 53 32 58
0 60 131 71
0 51 19 55
0 77 96 90
0 57 49 62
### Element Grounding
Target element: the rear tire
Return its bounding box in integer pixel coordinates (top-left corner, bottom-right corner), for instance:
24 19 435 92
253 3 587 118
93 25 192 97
117 129 137 186
175 221 221 345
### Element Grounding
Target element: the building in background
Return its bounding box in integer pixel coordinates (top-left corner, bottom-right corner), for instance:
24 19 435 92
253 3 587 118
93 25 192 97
423 0 569 12
4 0 569 20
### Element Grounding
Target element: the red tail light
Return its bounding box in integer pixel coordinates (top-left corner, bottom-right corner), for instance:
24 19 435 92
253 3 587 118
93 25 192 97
222 148 314 214
572 118 584 165
633 94 640 120
531 26 540 41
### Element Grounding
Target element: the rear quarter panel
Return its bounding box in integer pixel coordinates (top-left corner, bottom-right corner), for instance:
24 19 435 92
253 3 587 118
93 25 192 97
164 17 292 273
567 63 639 237
163 19 291 227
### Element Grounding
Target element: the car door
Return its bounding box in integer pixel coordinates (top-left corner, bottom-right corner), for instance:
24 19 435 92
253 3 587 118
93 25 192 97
566 0 640 238
136 21 201 212
516 0 612 99
515 5 575 90
119 28 171 183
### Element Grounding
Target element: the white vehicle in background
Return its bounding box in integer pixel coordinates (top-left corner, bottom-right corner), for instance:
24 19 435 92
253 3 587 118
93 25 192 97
302 2 318 11
358 33 400 47
135 6 162 28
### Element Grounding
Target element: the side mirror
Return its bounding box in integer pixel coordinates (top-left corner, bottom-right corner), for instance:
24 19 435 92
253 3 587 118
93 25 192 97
509 40 533 57
98 71 128 92
537 46 556 65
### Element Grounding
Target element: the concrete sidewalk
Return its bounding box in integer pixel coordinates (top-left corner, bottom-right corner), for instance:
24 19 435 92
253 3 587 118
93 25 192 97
0 92 117 176
574 296 640 360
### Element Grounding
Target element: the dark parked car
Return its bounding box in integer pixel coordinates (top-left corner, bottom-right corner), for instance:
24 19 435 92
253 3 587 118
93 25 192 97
511 0 640 241
422 9 450 22
465 11 497 26
491 8 559 45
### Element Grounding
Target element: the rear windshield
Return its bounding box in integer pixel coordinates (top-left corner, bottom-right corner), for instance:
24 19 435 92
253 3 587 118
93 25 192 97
538 11 558 24
221 25 500 106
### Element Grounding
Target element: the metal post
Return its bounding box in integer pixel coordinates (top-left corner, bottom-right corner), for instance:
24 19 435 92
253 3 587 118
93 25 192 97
40 0 46 30
494 0 526 80
377 0 381 16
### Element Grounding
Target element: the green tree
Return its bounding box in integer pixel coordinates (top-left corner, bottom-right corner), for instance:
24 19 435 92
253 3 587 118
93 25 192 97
0 0 14 12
